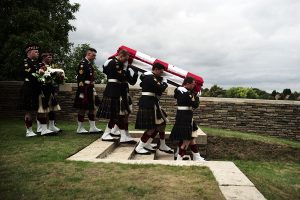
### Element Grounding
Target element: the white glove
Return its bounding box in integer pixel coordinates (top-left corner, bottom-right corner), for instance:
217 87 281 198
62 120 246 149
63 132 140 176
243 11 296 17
79 93 84 99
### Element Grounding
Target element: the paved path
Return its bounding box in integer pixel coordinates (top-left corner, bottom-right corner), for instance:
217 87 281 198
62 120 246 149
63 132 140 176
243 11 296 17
67 136 265 200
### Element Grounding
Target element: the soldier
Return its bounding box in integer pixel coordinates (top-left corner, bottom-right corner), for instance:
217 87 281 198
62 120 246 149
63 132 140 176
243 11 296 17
20 44 41 137
110 63 139 140
97 50 136 143
74 48 102 134
36 52 63 133
134 63 173 154
170 76 205 161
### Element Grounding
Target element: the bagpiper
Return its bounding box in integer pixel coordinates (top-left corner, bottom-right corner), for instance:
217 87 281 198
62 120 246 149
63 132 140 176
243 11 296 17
170 76 205 161
74 48 102 134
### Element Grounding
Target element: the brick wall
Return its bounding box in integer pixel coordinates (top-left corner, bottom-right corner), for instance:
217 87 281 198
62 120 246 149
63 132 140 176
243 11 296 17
1 81 299 140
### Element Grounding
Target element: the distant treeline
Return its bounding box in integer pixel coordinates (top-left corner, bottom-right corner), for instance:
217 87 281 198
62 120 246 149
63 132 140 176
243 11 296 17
201 85 300 101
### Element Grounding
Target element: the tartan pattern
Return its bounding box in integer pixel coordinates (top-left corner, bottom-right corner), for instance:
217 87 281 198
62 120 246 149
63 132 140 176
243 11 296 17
135 108 156 129
19 82 39 111
169 110 194 141
97 96 120 119
73 87 95 110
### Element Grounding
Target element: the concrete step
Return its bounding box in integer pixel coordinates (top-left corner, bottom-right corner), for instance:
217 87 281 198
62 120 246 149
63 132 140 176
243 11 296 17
154 149 175 160
104 143 136 160
133 152 156 160
129 127 207 145
68 139 115 161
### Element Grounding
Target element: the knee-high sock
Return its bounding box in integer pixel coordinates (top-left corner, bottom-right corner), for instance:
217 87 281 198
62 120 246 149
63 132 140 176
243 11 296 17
78 114 84 122
88 113 95 121
141 132 151 143
190 144 199 153
108 118 117 129
25 118 32 128
116 116 125 130
179 147 186 157
159 131 165 139
48 111 55 121
37 117 47 124
150 130 158 139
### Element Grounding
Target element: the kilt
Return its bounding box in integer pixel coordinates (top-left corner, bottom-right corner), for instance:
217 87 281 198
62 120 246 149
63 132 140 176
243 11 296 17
19 82 40 111
74 86 96 110
97 96 120 119
49 94 61 112
135 105 167 129
37 93 61 113
170 110 195 141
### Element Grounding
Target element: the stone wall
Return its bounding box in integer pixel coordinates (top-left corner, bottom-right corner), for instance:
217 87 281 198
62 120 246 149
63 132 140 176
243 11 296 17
1 81 299 140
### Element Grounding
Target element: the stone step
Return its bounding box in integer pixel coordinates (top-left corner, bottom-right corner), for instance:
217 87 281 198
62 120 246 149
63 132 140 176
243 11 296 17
68 139 115 161
133 152 156 160
154 149 175 160
103 139 139 160
129 127 207 145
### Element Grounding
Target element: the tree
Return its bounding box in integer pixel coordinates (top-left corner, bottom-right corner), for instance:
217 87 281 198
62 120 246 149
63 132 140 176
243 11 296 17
201 88 210 97
253 88 271 99
282 88 292 96
0 0 79 81
225 87 259 99
64 44 106 84
208 85 226 97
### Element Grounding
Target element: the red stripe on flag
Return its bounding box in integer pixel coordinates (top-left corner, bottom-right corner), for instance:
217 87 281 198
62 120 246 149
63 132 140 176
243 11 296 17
118 46 137 56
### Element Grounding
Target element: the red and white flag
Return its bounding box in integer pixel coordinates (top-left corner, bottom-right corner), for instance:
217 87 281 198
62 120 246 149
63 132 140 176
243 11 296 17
110 45 204 92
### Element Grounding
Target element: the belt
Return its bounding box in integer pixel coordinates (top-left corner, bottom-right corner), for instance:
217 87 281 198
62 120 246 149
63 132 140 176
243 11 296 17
142 92 155 96
177 106 192 110
108 79 120 83
84 80 94 84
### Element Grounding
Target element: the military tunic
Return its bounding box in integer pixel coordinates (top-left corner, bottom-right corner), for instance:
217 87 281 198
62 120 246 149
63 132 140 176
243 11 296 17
20 57 41 111
97 57 127 119
74 58 98 110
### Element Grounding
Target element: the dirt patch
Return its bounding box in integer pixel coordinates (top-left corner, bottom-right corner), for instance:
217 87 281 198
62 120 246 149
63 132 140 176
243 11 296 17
206 136 300 162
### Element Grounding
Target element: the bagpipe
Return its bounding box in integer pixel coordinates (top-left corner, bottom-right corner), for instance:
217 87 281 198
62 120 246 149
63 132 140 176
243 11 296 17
110 46 204 93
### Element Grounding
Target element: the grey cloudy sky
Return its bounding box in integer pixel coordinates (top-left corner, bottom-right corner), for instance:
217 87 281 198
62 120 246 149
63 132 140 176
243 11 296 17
69 0 300 92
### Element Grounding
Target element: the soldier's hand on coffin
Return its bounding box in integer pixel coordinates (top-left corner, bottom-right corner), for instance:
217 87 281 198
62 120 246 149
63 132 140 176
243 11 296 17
79 93 84 99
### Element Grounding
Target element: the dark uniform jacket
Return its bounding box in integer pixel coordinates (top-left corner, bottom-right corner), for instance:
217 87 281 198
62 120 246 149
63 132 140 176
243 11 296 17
174 87 200 109
24 57 40 87
76 58 95 92
103 58 127 97
21 57 41 110
121 68 138 96
138 73 168 109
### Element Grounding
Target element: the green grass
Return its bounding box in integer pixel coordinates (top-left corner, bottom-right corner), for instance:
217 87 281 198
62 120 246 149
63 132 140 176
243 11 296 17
235 160 300 200
201 126 300 148
0 119 224 200
1 119 299 200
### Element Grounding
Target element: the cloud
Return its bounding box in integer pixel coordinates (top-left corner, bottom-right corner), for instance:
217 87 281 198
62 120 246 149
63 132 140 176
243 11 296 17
69 0 300 92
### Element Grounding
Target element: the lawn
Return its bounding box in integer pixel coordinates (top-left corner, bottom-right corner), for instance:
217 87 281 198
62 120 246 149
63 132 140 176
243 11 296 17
0 119 223 200
0 119 299 200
